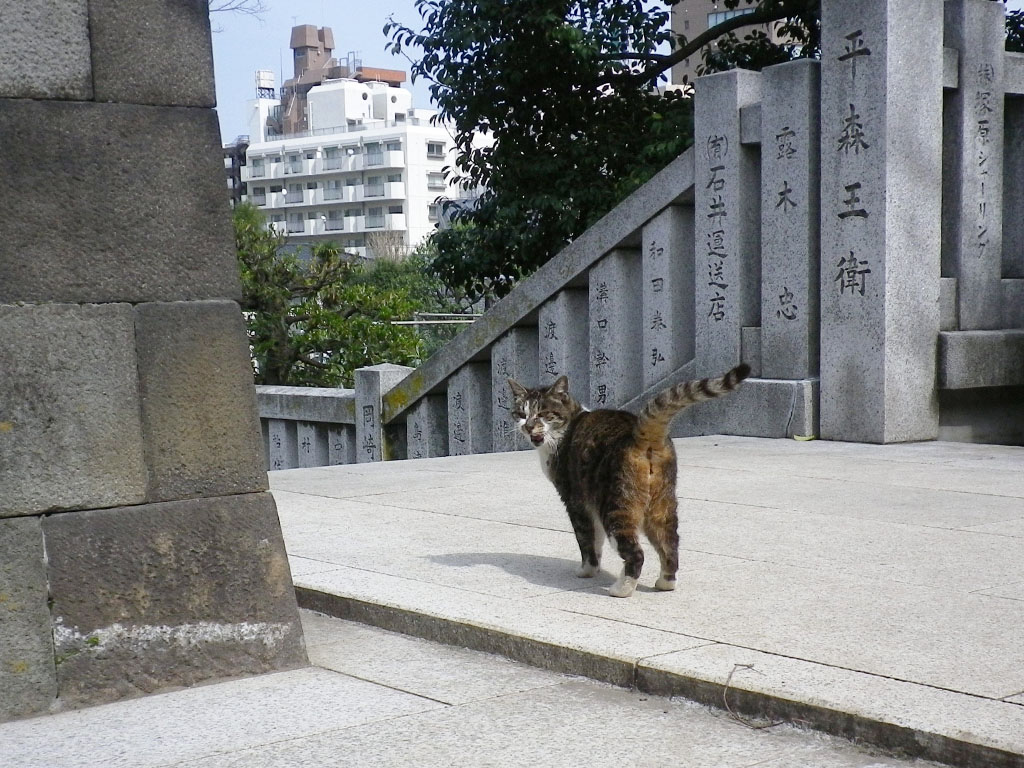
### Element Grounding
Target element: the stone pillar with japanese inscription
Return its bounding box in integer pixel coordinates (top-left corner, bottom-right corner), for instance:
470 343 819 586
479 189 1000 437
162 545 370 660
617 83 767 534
589 249 642 408
354 363 412 462
266 419 297 470
760 59 821 380
693 69 763 376
406 395 448 459
642 205 695 388
491 328 539 451
447 362 492 455
820 0 942 442
538 289 589 398
327 424 356 465
942 0 1005 330
296 422 329 468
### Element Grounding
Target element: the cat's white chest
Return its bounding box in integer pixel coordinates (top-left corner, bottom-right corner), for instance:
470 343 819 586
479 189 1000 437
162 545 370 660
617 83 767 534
535 441 556 483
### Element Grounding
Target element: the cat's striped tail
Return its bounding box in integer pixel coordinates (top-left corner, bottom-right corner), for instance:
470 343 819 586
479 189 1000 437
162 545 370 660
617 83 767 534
634 363 751 446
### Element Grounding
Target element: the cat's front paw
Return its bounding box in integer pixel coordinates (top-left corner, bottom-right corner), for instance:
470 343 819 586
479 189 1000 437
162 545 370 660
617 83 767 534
577 562 600 578
655 575 677 591
608 575 637 598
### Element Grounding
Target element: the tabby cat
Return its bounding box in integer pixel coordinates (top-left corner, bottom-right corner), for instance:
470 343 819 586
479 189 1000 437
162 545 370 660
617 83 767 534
508 364 750 598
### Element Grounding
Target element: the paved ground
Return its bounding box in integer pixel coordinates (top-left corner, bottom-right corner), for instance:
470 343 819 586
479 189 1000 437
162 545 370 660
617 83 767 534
2 610 942 767
273 436 1024 767
2 436 1021 767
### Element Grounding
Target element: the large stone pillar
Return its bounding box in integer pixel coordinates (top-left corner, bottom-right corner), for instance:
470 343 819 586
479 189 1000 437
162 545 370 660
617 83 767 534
0 0 306 721
819 0 943 442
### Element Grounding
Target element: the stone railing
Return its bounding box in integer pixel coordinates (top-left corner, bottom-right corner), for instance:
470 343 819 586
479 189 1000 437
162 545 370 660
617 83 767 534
256 0 1024 470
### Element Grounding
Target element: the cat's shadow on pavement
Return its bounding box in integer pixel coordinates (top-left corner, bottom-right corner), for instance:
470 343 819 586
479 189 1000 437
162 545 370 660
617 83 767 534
427 552 661 593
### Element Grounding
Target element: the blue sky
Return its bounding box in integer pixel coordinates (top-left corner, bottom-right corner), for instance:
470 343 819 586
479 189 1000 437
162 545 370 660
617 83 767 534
210 0 429 142
210 0 1024 144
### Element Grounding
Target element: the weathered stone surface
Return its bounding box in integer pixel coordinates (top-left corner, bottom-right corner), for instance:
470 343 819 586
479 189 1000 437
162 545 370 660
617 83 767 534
760 59 821 379
1003 97 1024 280
89 0 216 107
448 363 492 455
492 328 539 452
537 289 589 397
694 69 763 377
670 378 818 439
642 205 695 388
0 517 56 722
939 330 1024 389
1003 279 1024 328
42 493 307 709
406 395 448 459
819 0 942 443
589 249 642 408
0 303 147 517
355 364 412 463
135 301 267 500
0 0 91 100
941 0 1005 330
256 386 355 424
0 100 240 304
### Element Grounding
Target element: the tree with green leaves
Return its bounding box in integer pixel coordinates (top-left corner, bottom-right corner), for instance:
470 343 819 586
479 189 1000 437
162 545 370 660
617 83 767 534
234 203 437 387
388 0 1022 302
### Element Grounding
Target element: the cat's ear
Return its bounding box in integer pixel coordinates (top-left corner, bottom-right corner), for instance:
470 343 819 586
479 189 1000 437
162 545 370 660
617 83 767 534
551 375 569 395
508 378 527 401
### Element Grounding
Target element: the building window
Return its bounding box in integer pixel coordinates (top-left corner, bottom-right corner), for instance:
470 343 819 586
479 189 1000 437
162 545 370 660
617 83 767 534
427 172 445 190
385 140 401 151
365 142 383 166
387 173 402 183
345 208 361 217
428 204 439 221
365 176 384 197
426 141 445 158
367 206 384 228
306 181 318 189
708 8 755 27
388 205 403 214
250 157 266 177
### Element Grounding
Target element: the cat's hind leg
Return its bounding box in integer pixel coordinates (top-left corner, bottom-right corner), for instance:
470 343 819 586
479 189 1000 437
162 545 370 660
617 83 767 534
566 501 603 577
606 520 644 598
645 497 680 591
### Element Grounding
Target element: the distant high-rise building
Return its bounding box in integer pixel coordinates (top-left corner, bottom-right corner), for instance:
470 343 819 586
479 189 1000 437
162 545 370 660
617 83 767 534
235 25 477 259
670 1 789 89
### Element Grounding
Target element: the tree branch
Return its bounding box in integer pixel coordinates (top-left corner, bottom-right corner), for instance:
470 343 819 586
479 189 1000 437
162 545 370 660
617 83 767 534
596 1 809 86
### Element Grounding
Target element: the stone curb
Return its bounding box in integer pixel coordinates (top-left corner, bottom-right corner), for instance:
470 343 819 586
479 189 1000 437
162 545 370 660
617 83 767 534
296 586 1024 768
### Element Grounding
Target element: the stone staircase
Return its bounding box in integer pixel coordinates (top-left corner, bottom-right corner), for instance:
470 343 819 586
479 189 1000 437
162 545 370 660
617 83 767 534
258 0 1024 470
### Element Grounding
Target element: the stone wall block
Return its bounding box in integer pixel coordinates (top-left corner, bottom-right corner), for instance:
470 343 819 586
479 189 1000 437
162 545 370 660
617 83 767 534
267 419 297 470
42 493 307 710
537 289 589 397
447 363 492 455
694 69 763 377
354 364 413 462
407 395 448 459
0 0 92 100
0 517 57 722
134 301 268 500
642 205 696 389
492 328 540 452
589 249 642 408
0 303 147 517
760 59 821 379
0 100 240 304
89 0 216 107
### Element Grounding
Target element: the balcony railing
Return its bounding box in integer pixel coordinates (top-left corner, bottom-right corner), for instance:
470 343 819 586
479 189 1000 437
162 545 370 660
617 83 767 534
366 214 385 229
285 191 304 204
251 194 268 206
250 166 267 178
287 220 305 234
323 188 343 200
365 184 385 198
365 152 384 167
323 157 344 170
325 220 344 231
283 163 303 175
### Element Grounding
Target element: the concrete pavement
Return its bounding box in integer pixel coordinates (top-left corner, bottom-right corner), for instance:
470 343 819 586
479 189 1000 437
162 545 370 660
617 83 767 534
273 436 1024 767
1 610 943 767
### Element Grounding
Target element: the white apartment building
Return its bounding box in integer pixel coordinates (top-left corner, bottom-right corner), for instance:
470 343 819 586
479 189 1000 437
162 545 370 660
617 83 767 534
240 78 460 259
